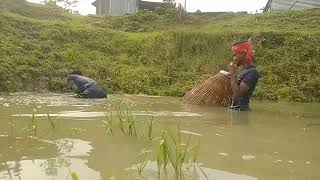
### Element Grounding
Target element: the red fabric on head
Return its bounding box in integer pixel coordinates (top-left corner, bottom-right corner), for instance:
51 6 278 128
232 41 254 63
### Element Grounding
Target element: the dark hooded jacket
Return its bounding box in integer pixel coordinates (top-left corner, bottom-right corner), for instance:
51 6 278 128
67 75 107 98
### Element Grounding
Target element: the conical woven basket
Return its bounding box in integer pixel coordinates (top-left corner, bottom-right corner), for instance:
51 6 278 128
182 73 232 107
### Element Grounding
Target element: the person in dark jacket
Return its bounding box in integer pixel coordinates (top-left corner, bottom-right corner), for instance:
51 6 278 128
67 70 107 98
228 40 260 111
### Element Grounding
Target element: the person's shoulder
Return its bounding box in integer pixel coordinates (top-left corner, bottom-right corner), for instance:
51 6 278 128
67 74 81 79
248 66 260 77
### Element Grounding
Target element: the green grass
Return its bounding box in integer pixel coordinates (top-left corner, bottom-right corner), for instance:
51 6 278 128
155 127 202 179
102 112 114 135
0 0 319 102
147 116 154 141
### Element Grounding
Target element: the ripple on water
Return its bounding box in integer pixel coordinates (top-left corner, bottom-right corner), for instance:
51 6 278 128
126 161 258 180
0 138 97 180
242 155 256 160
12 111 202 119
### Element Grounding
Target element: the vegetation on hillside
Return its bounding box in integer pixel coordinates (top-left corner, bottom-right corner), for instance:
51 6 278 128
0 0 319 102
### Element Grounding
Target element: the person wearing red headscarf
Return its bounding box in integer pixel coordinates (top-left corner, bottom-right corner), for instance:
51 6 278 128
227 40 260 111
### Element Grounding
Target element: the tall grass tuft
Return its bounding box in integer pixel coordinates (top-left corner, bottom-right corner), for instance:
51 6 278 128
46 113 56 130
126 109 137 136
136 150 151 176
114 104 139 137
71 172 79 180
147 116 154 141
116 105 125 135
155 126 203 179
192 140 200 163
102 112 114 135
157 131 170 176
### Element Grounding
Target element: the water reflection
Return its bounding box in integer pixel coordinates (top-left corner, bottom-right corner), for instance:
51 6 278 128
0 138 98 180
12 111 202 119
127 161 258 180
229 111 249 125
0 93 320 180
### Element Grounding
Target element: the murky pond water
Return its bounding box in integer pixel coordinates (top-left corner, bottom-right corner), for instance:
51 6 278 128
0 93 319 180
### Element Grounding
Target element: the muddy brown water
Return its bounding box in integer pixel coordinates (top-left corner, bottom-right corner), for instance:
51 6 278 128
0 93 319 180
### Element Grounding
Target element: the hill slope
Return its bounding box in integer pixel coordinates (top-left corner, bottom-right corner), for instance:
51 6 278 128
0 0 319 102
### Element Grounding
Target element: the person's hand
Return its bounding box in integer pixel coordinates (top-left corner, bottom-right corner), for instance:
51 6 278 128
228 63 237 75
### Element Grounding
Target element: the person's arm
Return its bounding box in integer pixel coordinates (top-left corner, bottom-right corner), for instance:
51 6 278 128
228 63 249 97
229 74 249 97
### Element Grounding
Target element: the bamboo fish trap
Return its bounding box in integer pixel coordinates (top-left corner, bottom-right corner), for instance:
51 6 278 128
182 71 232 107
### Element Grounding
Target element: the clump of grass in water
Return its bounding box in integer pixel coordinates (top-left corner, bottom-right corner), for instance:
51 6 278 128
71 172 79 180
192 140 200 163
115 104 138 136
168 128 191 179
126 108 137 136
157 131 170 176
136 149 151 176
147 116 154 141
102 112 114 135
156 125 203 179
46 113 57 130
116 105 126 135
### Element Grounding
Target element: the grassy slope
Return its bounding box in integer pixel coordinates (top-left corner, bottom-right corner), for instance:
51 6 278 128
0 0 319 102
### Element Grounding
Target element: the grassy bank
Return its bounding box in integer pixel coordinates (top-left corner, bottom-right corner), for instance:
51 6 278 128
0 0 319 102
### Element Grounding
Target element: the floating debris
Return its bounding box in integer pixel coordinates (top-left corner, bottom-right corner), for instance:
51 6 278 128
180 130 203 136
218 153 229 156
242 155 255 160
3 103 9 107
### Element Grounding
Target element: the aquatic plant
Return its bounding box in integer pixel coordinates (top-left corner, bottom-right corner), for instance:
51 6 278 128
155 126 203 179
71 172 79 180
147 116 154 141
113 104 139 136
136 150 151 176
102 112 114 135
116 105 126 135
192 140 200 163
46 113 57 130
126 109 137 136
157 131 170 176
168 134 190 179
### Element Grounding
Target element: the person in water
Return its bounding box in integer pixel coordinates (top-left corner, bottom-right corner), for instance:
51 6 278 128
67 70 107 98
228 40 260 111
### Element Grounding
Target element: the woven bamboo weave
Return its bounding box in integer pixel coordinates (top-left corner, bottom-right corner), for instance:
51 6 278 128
182 73 232 107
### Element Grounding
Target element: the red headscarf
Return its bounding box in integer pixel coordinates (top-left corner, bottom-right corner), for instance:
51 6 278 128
231 41 254 64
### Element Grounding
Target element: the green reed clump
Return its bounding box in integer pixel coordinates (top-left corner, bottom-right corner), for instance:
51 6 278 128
126 109 137 136
168 129 190 179
136 150 151 176
108 104 139 136
46 113 57 130
155 126 203 179
116 105 126 135
71 172 79 180
192 140 200 163
157 131 170 176
102 112 114 135
147 116 154 141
